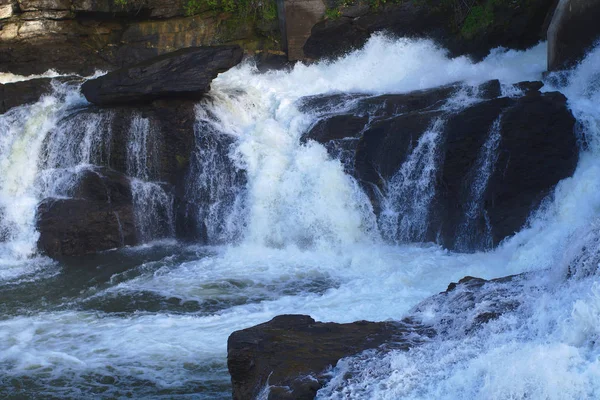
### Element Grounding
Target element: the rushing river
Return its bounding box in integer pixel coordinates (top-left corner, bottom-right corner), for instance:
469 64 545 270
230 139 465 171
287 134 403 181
0 35 599 399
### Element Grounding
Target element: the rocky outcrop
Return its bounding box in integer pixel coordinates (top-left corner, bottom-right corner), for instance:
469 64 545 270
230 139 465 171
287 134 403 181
228 315 433 400
34 95 240 257
547 0 600 70
301 81 577 251
228 273 528 399
0 77 52 113
280 0 326 60
304 0 556 61
81 45 243 105
0 0 280 75
36 167 137 257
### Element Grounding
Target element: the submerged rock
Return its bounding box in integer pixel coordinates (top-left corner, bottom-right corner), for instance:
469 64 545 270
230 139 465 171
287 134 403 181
81 46 244 106
36 167 137 258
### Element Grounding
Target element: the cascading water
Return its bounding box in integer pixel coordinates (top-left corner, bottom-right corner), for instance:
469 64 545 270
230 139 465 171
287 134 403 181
379 118 445 243
455 116 502 251
183 104 247 243
0 81 86 261
126 115 175 242
0 35 598 399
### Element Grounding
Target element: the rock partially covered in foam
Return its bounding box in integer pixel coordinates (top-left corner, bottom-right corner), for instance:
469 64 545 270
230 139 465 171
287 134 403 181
36 167 137 258
228 274 528 400
0 78 52 113
227 315 433 400
81 46 243 106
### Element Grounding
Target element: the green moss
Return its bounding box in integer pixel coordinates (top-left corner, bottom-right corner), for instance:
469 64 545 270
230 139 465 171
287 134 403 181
185 0 278 21
461 4 493 38
325 8 342 20
176 155 189 168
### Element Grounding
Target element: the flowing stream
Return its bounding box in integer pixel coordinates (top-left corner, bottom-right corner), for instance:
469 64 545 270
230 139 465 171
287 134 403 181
0 35 599 399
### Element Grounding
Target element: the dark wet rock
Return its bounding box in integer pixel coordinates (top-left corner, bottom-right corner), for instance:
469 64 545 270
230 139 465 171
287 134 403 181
0 77 53 113
81 46 244 106
304 114 368 144
299 81 577 251
512 80 545 94
228 273 530 399
36 167 137 258
254 52 293 73
548 0 600 70
228 315 431 400
49 98 240 245
485 91 577 244
304 0 556 61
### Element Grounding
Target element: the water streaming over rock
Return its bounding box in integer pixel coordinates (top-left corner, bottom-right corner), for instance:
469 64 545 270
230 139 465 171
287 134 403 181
126 114 175 242
0 36 598 399
455 116 502 251
379 118 445 243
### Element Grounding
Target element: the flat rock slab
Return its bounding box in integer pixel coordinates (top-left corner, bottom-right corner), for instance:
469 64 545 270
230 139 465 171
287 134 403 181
81 45 243 106
227 315 433 400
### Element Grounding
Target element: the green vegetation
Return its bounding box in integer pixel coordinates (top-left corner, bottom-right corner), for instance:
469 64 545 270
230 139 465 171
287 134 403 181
460 3 494 37
324 0 404 19
323 0 519 38
113 0 278 20
185 0 278 20
325 8 342 20
458 0 518 38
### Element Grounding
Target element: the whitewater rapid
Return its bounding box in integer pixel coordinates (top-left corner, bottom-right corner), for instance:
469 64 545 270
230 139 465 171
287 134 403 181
0 35 598 399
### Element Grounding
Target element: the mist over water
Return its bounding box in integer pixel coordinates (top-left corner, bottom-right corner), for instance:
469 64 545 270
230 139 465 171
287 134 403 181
0 35 598 399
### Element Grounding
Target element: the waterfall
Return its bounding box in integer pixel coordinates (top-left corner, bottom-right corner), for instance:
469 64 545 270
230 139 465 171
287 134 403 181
455 116 502 251
126 115 175 242
181 105 247 243
3 35 600 400
0 82 86 258
379 118 445 243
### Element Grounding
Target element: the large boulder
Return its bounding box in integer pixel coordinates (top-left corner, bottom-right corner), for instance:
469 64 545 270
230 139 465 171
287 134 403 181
301 81 578 251
304 0 556 61
547 0 600 70
228 315 431 400
81 46 244 106
228 274 527 399
43 97 242 248
0 77 52 113
36 167 137 258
